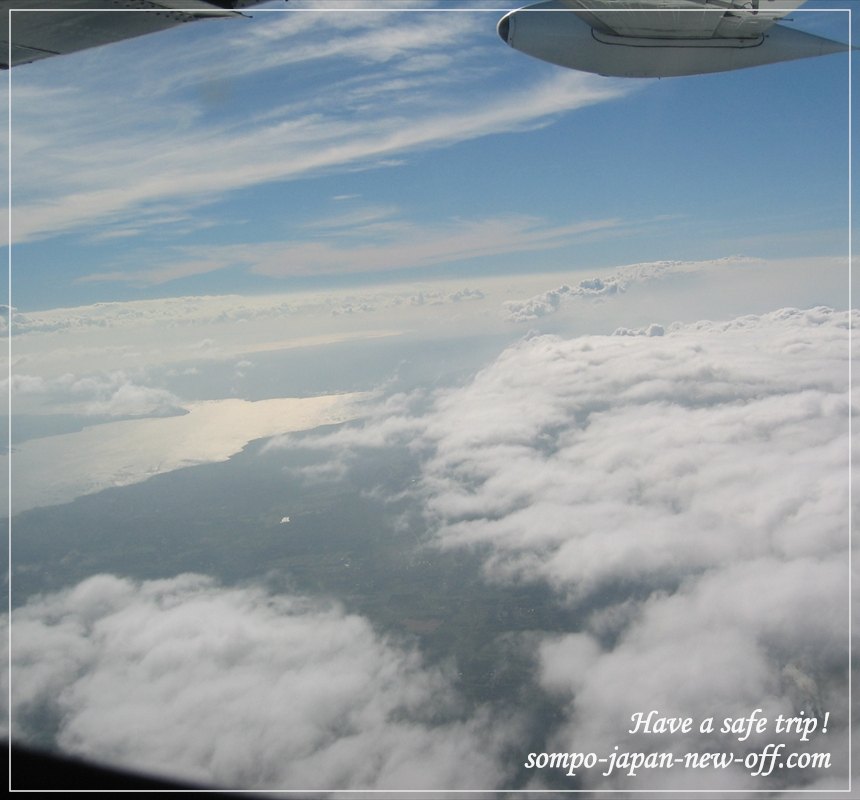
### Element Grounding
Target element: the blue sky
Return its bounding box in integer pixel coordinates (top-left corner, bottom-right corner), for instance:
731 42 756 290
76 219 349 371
7 0 854 310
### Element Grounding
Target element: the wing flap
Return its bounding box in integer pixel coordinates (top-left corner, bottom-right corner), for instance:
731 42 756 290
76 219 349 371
713 1 807 38
559 0 807 40
562 1 724 39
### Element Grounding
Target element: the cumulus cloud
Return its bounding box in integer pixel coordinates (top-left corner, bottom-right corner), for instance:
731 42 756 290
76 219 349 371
10 573 515 790
290 305 852 791
407 287 485 306
5 370 182 418
612 322 664 337
78 381 182 418
501 257 761 322
502 284 573 322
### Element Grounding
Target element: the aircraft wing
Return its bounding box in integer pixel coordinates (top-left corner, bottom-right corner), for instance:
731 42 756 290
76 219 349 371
0 1 260 68
499 0 845 77
561 0 808 40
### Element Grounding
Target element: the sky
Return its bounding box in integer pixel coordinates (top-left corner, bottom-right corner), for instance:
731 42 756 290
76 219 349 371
3 0 857 794
6 0 852 309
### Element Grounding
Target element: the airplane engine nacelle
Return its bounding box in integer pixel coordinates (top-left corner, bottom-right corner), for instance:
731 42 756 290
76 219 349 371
498 2 848 78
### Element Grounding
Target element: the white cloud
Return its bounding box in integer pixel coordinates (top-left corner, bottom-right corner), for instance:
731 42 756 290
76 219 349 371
535 553 848 790
423 307 849 593
612 322 664 336
10 573 516 790
300 203 401 232
7 294 407 385
289 305 852 791
11 258 845 392
503 283 573 322
80 381 181 417
408 287 485 306
5 370 182 418
76 258 236 288
11 7 632 246
9 281 492 338
76 214 624 286
501 257 762 322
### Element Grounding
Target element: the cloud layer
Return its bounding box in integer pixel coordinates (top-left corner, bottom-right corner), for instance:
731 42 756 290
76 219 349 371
501 257 760 322
289 305 852 790
8 303 853 791
11 573 514 790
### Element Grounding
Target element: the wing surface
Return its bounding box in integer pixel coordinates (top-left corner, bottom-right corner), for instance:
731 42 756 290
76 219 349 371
0 0 244 68
560 0 807 40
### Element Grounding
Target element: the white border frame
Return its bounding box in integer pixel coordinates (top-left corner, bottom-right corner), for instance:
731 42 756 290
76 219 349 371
4 2 853 794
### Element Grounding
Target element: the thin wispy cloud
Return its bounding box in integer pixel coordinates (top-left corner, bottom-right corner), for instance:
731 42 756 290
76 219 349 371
137 3 489 94
300 203 401 232
77 214 624 286
10 7 632 246
77 258 238 288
